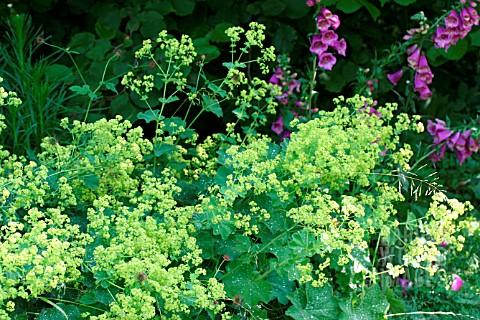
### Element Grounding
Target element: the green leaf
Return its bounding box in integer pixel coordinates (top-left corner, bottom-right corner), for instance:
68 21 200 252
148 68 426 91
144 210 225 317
104 82 118 94
223 263 272 306
283 0 310 18
470 30 480 46
383 287 405 314
163 117 187 135
268 272 296 304
337 0 362 13
215 166 233 186
213 218 236 240
153 143 177 157
70 84 92 95
232 107 249 120
45 64 73 82
171 0 195 16
95 21 116 40
193 38 221 61
86 39 112 61
158 95 180 104
358 0 381 20
394 0 416 5
93 287 118 305
207 82 227 98
110 93 139 120
273 24 298 53
286 283 340 319
202 94 223 117
68 32 96 54
338 284 389 319
83 173 100 189
261 0 287 15
137 109 163 123
38 303 81 320
207 22 234 43
440 38 469 61
139 11 166 39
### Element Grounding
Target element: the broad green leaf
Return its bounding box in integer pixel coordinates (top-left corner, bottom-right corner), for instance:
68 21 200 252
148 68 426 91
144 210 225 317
104 82 118 94
82 173 100 189
38 303 81 320
383 287 405 314
394 0 416 5
93 287 118 305
195 231 215 259
153 143 177 157
45 64 73 82
470 30 480 46
286 283 340 319
338 284 389 319
268 272 296 304
95 21 116 40
440 38 469 61
77 292 97 305
261 0 287 16
207 22 234 43
232 107 249 120
336 0 362 13
137 109 162 123
202 94 223 117
139 11 166 39
358 0 381 20
223 263 272 306
283 0 310 18
86 39 111 60
158 95 180 104
163 117 187 135
171 0 195 16
70 84 91 95
215 166 234 186
68 32 96 54
273 23 298 53
213 219 236 240
207 82 227 98
193 38 221 61
110 93 139 120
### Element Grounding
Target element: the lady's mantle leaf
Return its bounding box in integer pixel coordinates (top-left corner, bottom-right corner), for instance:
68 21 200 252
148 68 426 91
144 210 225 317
223 263 272 307
286 283 340 319
338 284 389 319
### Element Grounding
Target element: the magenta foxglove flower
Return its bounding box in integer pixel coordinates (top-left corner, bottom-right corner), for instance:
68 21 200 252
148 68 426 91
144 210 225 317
269 67 283 85
407 48 421 69
310 35 328 55
451 274 464 291
317 52 336 70
271 116 284 135
399 278 412 294
440 240 447 248
429 144 447 163
387 69 403 86
306 0 316 6
445 10 461 28
321 30 338 46
468 136 480 153
332 38 346 56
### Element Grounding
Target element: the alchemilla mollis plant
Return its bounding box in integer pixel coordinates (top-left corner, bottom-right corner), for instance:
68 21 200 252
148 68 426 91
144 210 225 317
1 3 478 317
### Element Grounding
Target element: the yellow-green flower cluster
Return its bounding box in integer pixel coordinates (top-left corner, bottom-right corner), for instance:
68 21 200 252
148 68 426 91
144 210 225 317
0 77 22 109
197 94 473 288
1 115 226 317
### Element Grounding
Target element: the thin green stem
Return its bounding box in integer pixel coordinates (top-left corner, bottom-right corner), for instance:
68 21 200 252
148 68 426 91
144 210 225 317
307 55 318 121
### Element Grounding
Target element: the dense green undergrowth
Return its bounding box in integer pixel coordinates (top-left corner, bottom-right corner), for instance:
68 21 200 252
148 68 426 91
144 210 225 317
0 0 479 319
